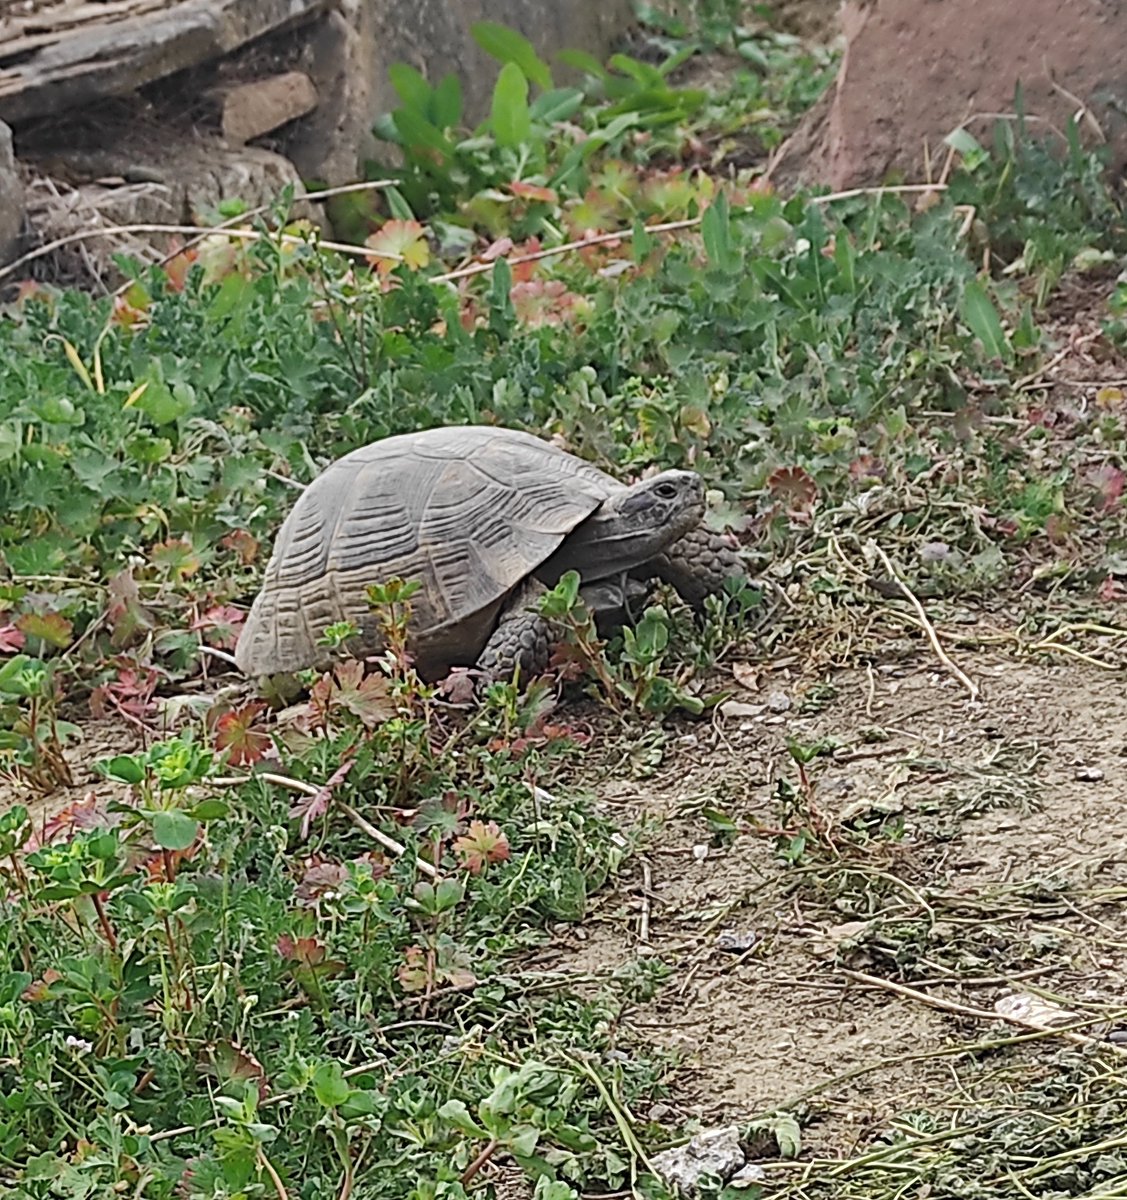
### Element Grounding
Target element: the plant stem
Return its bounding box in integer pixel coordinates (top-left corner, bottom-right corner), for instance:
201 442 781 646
90 892 118 951
459 1138 500 1187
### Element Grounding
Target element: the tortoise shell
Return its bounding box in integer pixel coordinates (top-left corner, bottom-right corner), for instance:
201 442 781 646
235 425 624 679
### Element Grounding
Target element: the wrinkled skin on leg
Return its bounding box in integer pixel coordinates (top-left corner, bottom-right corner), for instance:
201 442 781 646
474 578 553 686
640 526 745 611
475 527 745 688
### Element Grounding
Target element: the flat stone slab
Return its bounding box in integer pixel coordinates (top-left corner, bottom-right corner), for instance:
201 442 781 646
0 0 327 125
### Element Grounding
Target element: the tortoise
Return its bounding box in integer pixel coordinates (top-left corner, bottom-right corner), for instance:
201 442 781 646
234 425 743 685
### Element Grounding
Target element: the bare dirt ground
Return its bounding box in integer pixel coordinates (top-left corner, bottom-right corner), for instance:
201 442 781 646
770 0 841 41
546 647 1127 1162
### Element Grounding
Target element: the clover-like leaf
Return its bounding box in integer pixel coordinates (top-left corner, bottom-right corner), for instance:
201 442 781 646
453 820 511 875
152 810 199 852
365 220 430 278
214 702 271 766
16 611 74 650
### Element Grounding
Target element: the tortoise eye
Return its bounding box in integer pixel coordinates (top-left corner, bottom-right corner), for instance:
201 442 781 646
654 481 680 500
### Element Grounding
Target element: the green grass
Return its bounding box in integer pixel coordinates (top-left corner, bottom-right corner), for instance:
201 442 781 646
4 4 1127 1197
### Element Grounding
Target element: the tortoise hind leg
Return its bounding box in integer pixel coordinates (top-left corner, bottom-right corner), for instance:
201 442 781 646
475 578 554 686
642 525 744 612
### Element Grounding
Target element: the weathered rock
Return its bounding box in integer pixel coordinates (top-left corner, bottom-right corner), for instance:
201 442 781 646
220 71 319 146
364 0 636 128
0 0 328 126
180 142 315 224
286 5 378 185
283 0 636 184
0 120 24 265
771 0 1127 191
4 0 636 192
21 137 317 288
650 1126 747 1196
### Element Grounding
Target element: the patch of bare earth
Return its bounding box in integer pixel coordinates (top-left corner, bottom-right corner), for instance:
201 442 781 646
0 715 143 832
548 651 1127 1158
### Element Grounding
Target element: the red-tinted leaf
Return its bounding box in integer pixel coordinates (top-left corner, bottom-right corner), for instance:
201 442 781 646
329 661 395 728
511 279 584 329
105 569 155 650
214 702 271 766
509 236 543 283
479 236 514 262
510 721 590 754
33 795 109 849
295 858 350 903
22 967 62 1001
548 642 589 682
163 240 198 293
453 820 510 875
767 466 819 520
142 842 198 881
194 604 245 651
397 946 430 993
220 529 260 565
1091 464 1125 512
112 290 150 329
1045 514 1073 545
201 1039 269 1101
435 942 476 990
1099 576 1127 603
437 667 477 704
848 454 886 483
306 674 334 731
509 181 558 204
14 279 52 307
444 963 477 990
90 663 161 721
288 755 355 840
277 934 327 967
0 623 25 653
352 850 390 877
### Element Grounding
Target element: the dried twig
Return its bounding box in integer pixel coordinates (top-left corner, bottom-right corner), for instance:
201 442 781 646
197 645 239 668
431 183 951 287
638 859 653 944
212 770 438 879
338 800 439 880
868 540 980 702
0 219 401 285
7 178 961 300
839 967 1126 1053
1048 71 1106 142
256 1148 290 1200
1014 331 1101 391
109 177 399 297
430 216 703 285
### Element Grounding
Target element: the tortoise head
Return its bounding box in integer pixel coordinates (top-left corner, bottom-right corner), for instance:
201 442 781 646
539 469 706 584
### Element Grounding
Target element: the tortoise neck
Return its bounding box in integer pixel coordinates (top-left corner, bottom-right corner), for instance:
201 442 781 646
536 518 665 585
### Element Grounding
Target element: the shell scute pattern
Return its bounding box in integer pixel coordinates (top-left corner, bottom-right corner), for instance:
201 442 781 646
235 426 619 679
